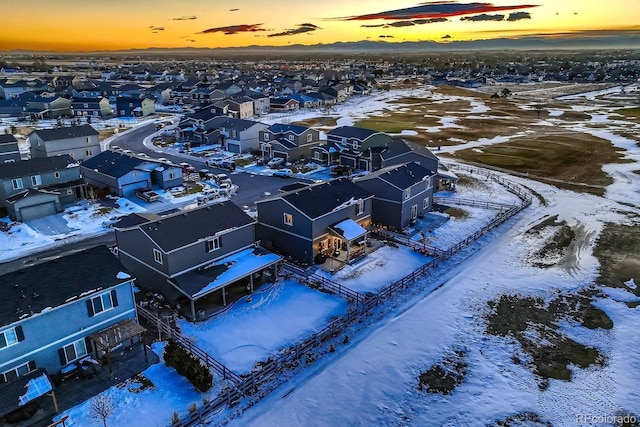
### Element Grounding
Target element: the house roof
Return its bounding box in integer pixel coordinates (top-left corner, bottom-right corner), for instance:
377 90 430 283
0 155 77 179
171 247 281 299
30 124 98 142
0 245 130 327
5 187 59 204
355 161 436 190
381 138 440 162
0 134 19 144
266 178 372 219
219 118 262 131
112 213 155 229
328 126 381 141
80 150 145 178
267 123 308 135
137 202 255 252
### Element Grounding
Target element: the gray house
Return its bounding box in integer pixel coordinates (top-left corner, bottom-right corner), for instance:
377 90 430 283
0 155 85 221
354 162 437 231
259 124 322 162
81 151 183 197
28 125 101 162
0 245 141 417
219 118 268 153
312 126 392 167
256 178 374 265
115 202 281 319
0 135 21 163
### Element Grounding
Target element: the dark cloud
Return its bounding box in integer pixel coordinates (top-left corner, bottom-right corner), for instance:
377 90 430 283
460 13 505 22
387 21 416 28
267 23 320 38
361 24 386 28
149 26 165 31
361 17 447 29
507 11 532 21
441 34 452 39
413 17 448 24
335 2 538 21
229 8 239 12
379 35 395 38
199 24 266 35
172 16 197 21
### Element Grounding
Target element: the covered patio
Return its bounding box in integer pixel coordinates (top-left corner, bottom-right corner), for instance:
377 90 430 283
89 319 147 375
168 247 282 320
326 218 369 264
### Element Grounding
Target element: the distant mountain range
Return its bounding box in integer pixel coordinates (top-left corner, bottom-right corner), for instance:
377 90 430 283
4 34 640 55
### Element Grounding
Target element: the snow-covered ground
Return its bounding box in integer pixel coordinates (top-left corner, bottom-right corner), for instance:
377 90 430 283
177 280 347 374
53 343 212 427
316 245 432 294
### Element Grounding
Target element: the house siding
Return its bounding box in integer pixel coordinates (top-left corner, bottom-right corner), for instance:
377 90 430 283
29 133 101 162
0 281 135 376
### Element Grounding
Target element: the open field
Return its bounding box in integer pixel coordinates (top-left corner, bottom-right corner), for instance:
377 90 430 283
593 222 640 297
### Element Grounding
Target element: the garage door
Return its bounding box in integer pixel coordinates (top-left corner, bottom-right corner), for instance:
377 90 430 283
226 143 241 154
20 202 57 221
122 181 150 197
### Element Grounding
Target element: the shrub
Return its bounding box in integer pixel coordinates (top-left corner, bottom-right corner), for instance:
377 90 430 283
164 340 213 392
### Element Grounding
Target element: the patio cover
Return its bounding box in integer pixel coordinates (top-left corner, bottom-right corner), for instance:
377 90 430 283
170 247 281 300
90 319 147 352
330 219 367 241
0 369 54 418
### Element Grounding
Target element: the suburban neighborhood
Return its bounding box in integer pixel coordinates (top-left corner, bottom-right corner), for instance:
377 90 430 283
0 46 639 427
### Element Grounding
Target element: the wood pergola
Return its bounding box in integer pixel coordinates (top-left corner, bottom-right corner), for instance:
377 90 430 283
89 319 147 374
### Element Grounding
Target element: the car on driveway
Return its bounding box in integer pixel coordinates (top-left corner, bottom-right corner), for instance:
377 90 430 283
273 169 293 178
268 158 285 169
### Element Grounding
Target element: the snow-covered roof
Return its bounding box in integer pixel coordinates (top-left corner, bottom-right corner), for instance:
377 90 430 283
330 219 367 241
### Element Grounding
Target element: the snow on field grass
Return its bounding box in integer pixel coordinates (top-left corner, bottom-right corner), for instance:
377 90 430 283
178 280 347 374
54 343 208 427
316 245 432 294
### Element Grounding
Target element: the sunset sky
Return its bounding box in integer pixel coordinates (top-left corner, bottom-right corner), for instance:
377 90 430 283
1 0 638 51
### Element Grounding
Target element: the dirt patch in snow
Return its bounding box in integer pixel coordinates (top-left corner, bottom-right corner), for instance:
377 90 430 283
417 349 467 395
485 293 609 389
593 222 640 297
489 411 553 427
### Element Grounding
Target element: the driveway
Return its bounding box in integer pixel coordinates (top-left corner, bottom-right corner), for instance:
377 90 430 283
26 214 77 236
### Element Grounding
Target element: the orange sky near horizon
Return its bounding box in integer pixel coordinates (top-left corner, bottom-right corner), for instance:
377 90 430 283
1 0 638 52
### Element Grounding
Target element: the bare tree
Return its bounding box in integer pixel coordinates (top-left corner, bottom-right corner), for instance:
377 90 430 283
88 394 116 427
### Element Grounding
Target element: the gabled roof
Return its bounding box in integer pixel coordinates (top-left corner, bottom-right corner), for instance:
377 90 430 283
5 187 59 204
80 150 145 178
355 162 436 190
271 138 297 149
379 138 440 162
0 245 130 327
328 126 382 141
219 118 262 131
266 123 309 135
0 155 77 179
30 124 98 142
262 178 372 219
135 202 255 252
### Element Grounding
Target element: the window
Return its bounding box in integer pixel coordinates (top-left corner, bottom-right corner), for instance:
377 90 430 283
0 326 24 349
11 178 23 190
30 175 42 186
54 171 61 179
411 204 418 219
423 197 430 210
205 237 220 252
153 248 163 264
263 133 270 141
307 134 312 142
86 290 118 317
83 103 88 108
169 172 176 180
356 199 364 215
59 339 87 365
85 149 92 157
67 189 73 195
1 361 36 384
314 151 321 160
288 134 294 141
231 130 238 138
284 213 293 226
425 177 432 190
404 188 411 200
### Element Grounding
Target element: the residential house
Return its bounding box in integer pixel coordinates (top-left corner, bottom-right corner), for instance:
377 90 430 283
244 91 270 115
0 245 141 417
270 97 299 112
219 118 268 154
311 126 391 167
354 162 437 231
70 97 112 118
256 178 374 265
0 135 21 163
81 150 182 197
0 155 85 221
28 124 100 161
0 80 32 100
115 203 281 319
259 123 321 162
211 83 242 99
115 96 155 117
226 97 254 119
25 96 72 119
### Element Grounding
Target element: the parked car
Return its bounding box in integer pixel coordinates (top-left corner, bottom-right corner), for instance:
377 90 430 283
256 155 271 166
214 174 231 184
267 158 285 169
220 160 236 171
219 183 232 193
330 165 352 176
135 187 160 202
273 169 293 178
179 162 196 173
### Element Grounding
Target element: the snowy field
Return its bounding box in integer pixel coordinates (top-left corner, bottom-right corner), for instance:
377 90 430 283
53 343 211 427
316 244 432 294
177 280 347 374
